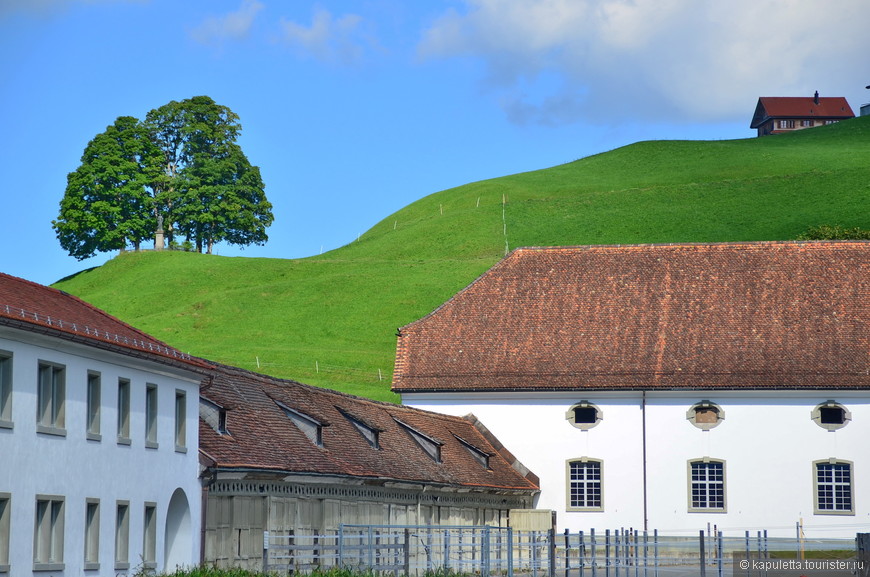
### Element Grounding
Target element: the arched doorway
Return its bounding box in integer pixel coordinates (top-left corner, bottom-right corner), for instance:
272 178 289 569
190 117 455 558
164 488 192 571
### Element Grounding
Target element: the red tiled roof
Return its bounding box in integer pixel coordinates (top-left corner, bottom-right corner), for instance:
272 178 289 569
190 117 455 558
392 242 870 392
0 272 208 369
751 96 854 128
199 363 539 492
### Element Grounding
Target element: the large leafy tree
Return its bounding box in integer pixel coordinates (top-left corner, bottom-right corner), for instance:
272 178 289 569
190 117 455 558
146 95 272 254
54 96 273 259
54 116 162 259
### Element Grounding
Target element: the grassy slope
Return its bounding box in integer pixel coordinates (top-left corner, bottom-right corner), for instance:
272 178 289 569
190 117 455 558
54 117 870 401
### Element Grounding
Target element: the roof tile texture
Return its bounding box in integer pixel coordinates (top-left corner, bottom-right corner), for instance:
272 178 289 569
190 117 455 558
392 242 870 392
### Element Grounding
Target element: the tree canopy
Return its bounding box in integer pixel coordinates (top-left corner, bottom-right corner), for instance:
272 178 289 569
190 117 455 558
53 96 273 259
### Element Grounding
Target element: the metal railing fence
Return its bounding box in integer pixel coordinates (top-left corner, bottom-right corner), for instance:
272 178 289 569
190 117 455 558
262 525 857 577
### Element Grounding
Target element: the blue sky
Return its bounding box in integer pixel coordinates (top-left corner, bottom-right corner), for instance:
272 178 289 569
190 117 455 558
2 0 868 286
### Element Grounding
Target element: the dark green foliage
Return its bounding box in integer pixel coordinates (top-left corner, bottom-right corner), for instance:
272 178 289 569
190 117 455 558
796 224 870 240
54 96 273 259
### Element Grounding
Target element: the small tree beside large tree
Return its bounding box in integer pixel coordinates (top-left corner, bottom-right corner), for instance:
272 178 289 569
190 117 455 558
53 96 273 259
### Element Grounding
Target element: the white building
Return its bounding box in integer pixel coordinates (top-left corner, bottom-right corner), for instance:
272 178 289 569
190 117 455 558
0 273 207 575
392 242 870 538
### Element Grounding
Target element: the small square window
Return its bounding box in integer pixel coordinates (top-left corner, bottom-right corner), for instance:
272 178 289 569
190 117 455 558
566 402 602 430
811 401 851 431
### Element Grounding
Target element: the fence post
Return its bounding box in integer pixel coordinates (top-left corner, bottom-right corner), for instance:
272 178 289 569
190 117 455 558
717 531 723 577
483 526 491 577
565 528 571 577
699 530 706 577
605 529 611 577
590 528 597 577
262 530 269 572
508 526 514 577
549 528 557 577
404 528 411 577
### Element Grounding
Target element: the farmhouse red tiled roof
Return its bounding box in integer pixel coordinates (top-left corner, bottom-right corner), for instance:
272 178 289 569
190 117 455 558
750 96 854 128
0 272 208 369
392 242 870 392
199 363 539 492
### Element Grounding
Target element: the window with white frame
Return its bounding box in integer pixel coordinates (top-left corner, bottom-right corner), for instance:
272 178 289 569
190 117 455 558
0 352 11 428
814 460 854 514
145 385 158 448
114 501 129 570
801 120 814 127
143 503 157 568
37 362 65 434
175 390 187 452
779 119 795 129
86 372 101 441
0 493 10 572
34 495 65 571
117 379 131 444
567 459 603 510
689 459 726 511
84 499 100 570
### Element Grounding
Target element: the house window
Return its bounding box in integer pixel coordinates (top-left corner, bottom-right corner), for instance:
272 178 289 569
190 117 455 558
0 493 10 572
824 120 839 125
175 390 187 452
565 401 603 430
86 372 101 441
801 120 814 127
200 397 229 435
37 362 65 435
395 418 442 463
687 401 725 430
456 435 490 469
814 460 853 514
143 503 157 569
0 352 12 428
779 119 795 129
340 408 379 449
567 459 603 511
114 501 129 570
278 401 324 447
689 459 726 512
145 385 158 448
33 495 65 571
811 401 851 431
84 499 100 570
117 379 131 444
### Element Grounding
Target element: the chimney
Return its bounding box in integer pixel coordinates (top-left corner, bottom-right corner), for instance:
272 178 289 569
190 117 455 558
814 91 820 105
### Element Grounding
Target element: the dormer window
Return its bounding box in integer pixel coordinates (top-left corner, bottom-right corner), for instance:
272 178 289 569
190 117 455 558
395 418 442 463
455 435 491 469
199 397 229 435
277 402 323 447
339 408 380 449
566 401 602 430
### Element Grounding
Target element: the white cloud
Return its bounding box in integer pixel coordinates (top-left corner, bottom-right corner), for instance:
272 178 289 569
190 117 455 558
190 0 264 46
419 0 870 125
278 7 374 65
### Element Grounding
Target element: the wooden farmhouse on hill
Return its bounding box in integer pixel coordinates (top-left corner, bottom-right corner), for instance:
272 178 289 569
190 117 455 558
392 241 870 538
750 92 854 136
0 271 538 575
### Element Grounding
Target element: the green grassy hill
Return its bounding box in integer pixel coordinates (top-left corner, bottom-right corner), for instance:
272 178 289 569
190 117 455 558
54 117 870 401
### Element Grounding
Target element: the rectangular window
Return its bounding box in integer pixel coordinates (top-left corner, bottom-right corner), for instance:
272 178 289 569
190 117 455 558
815 461 854 514
779 119 795 129
84 499 100 570
0 493 10 572
114 501 129 570
33 495 64 571
689 460 726 511
87 372 101 441
145 385 158 449
567 459 603 510
175 390 187 452
801 120 814 127
117 379 130 444
37 362 65 434
0 352 12 428
143 503 157 568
